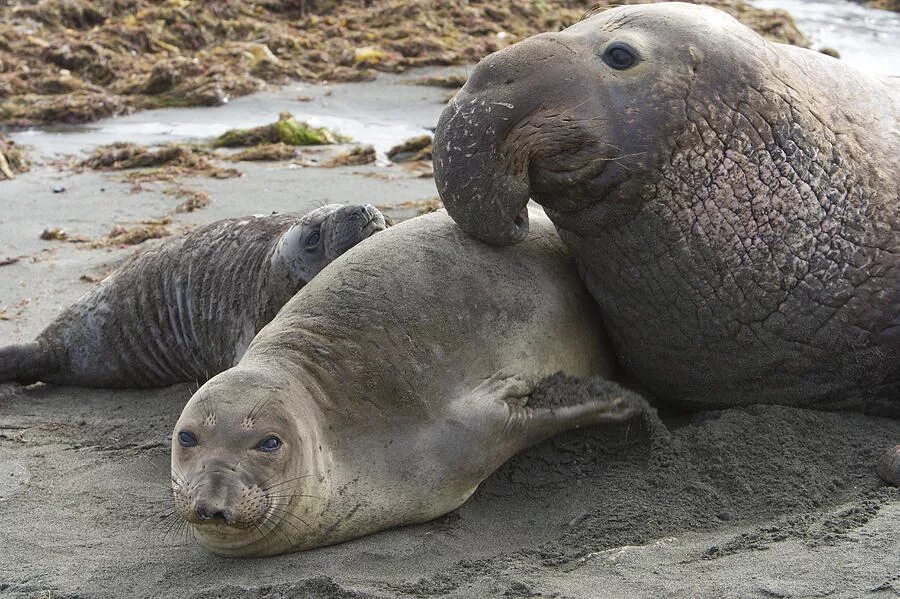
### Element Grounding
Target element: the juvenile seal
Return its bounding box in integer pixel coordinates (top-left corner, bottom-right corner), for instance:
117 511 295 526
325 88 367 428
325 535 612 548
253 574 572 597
0 204 385 388
171 209 638 556
433 3 899 413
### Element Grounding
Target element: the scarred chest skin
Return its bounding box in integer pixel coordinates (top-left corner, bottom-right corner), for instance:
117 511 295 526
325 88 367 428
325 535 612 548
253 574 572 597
566 50 899 410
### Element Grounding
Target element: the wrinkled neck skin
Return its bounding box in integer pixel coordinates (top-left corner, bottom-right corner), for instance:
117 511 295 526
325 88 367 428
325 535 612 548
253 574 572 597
435 5 899 410
570 46 898 408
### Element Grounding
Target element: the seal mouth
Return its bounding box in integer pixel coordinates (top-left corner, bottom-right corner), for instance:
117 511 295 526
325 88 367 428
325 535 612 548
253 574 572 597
361 213 388 237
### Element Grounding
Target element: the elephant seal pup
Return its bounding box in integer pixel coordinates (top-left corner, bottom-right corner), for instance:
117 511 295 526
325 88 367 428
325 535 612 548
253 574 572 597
434 3 899 413
0 204 385 388
171 209 637 556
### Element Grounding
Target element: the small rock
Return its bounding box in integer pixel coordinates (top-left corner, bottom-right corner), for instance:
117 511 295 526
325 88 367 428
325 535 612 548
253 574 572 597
876 445 900 486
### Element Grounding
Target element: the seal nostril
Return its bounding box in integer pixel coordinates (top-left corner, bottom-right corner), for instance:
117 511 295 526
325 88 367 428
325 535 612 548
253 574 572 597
514 207 529 229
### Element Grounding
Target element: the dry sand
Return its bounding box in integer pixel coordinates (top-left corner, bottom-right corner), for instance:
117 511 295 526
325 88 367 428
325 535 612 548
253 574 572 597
0 69 898 599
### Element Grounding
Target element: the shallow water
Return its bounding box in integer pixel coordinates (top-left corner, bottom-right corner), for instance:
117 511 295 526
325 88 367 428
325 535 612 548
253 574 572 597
9 67 455 159
754 0 900 75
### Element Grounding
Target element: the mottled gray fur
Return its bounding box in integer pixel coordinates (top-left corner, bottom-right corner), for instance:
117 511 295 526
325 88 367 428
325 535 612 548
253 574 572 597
0 204 385 388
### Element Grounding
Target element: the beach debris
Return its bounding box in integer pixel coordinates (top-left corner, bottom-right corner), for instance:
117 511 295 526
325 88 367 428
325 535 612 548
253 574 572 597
227 143 299 162
408 73 468 88
212 113 349 147
322 145 376 167
81 142 241 182
0 1 811 127
387 135 432 163
0 134 29 180
40 228 69 241
377 197 443 222
52 186 66 193
101 223 171 246
166 187 213 213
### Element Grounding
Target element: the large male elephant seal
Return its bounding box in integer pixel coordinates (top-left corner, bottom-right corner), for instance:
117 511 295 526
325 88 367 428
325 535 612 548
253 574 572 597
170 209 638 556
0 204 385 388
433 3 899 413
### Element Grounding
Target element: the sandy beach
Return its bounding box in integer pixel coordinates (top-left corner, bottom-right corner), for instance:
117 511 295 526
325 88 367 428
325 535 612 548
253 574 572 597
1 3 899 598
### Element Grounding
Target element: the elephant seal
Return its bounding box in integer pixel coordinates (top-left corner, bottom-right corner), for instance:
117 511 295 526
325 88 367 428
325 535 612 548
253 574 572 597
171 209 638 556
0 204 385 388
433 3 899 413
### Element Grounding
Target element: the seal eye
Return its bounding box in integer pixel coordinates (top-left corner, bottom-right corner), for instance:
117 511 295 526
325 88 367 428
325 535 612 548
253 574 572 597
178 431 197 448
258 436 281 452
305 229 321 250
603 43 637 70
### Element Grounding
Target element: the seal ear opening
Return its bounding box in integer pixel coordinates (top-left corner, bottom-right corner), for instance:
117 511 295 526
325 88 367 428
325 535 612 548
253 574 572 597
0 341 57 385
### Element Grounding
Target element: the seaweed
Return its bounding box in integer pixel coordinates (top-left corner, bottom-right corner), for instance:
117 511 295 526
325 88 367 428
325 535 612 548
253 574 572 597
387 135 432 163
322 145 376 167
0 134 29 180
227 142 298 162
81 142 241 182
0 1 813 127
212 112 349 147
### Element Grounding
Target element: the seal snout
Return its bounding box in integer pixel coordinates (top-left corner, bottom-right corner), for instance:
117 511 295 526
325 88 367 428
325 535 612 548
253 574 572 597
194 501 235 525
326 204 387 259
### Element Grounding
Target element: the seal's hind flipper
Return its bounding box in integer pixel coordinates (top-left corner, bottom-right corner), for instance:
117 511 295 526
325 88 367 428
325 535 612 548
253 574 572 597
496 373 648 450
0 342 57 385
511 393 645 450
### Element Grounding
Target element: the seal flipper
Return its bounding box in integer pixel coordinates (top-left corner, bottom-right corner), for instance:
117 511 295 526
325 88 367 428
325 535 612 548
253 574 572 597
468 369 646 451
0 341 59 385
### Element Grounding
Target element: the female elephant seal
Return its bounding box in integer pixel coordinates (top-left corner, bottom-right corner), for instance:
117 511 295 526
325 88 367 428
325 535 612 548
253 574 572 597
171 209 637 556
0 204 385 388
434 3 899 414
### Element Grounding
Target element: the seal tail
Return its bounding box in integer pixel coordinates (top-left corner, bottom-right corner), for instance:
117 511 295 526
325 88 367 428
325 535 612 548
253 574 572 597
0 341 57 385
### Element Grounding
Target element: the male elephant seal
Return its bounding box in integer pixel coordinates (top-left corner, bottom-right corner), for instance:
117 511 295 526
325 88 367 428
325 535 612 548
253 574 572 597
171 209 637 556
434 3 899 413
0 204 385 388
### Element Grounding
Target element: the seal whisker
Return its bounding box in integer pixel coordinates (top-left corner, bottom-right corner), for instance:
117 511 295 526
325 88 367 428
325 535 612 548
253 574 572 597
267 505 314 533
261 513 293 549
265 493 323 501
267 510 307 538
260 474 316 491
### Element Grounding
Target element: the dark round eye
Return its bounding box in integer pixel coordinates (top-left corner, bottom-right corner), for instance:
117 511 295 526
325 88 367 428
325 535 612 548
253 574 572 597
603 43 637 70
305 230 321 250
178 431 197 448
258 436 281 452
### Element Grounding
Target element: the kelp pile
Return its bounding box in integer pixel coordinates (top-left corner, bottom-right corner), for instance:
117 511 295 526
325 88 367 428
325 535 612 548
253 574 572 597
1 0 809 126
212 112 348 147
81 141 241 181
0 133 29 179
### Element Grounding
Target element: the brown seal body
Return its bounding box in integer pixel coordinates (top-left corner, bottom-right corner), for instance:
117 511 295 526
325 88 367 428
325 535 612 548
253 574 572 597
170 209 638 556
0 204 385 388
433 3 899 414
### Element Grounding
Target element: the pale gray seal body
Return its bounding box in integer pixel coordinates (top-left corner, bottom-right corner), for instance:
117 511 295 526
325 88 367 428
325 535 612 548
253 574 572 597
433 3 899 414
170 209 637 556
0 204 385 388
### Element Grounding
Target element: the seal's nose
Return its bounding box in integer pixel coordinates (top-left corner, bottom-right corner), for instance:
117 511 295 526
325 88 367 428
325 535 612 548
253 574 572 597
347 204 386 234
195 502 233 525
